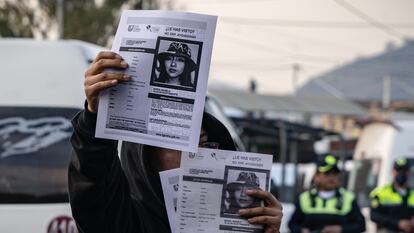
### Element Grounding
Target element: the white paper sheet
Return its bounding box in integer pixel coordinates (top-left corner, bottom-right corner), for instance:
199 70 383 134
96 10 217 152
176 148 274 233
160 168 181 233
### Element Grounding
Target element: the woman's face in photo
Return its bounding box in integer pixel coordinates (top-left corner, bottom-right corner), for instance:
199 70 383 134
164 55 186 78
234 185 255 208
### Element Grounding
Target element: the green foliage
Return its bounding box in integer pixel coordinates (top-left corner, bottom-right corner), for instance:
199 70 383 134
64 0 123 45
0 0 156 46
0 0 38 38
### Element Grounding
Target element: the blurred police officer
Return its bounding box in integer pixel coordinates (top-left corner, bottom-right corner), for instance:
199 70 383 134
370 158 414 233
288 155 365 233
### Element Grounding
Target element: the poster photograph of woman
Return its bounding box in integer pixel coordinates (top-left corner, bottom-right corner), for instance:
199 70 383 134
151 37 202 92
220 167 270 219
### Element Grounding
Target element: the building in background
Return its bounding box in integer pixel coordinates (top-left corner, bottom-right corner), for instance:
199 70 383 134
209 89 366 155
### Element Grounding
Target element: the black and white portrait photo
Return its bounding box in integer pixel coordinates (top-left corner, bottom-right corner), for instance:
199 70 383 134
220 167 270 219
151 37 202 92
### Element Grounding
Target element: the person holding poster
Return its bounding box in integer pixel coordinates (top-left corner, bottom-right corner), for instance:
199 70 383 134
69 52 283 233
69 10 282 233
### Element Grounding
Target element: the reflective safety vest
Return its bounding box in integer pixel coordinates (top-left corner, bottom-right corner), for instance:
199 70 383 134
370 184 414 208
299 188 355 216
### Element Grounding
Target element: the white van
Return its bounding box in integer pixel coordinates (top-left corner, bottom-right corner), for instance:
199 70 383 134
347 119 414 232
0 38 102 233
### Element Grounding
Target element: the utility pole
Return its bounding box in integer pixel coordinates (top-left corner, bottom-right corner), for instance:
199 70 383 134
249 78 257 93
292 63 301 95
278 121 287 201
57 0 64 39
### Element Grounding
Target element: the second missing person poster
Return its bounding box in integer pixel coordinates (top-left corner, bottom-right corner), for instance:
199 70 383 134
177 148 273 233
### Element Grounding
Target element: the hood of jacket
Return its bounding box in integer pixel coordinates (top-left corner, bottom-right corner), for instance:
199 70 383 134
119 111 237 229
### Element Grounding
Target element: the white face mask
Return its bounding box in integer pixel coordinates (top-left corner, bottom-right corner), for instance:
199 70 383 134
396 187 407 196
318 190 336 199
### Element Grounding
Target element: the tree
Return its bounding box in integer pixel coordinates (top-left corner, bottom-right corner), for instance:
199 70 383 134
0 0 56 38
0 0 159 46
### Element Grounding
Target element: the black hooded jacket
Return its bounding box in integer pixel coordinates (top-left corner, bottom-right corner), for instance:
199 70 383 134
68 107 237 233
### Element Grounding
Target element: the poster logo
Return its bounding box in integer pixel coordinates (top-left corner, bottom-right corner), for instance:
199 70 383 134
173 183 179 192
210 152 218 160
146 25 160 33
189 152 196 159
127 25 141 32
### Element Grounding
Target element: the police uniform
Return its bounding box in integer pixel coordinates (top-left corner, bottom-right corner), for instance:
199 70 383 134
288 155 365 233
370 158 414 233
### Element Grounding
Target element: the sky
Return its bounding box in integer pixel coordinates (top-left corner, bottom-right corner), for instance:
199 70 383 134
163 0 414 94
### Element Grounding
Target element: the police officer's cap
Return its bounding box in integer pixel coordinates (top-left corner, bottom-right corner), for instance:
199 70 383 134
317 155 340 173
394 158 410 171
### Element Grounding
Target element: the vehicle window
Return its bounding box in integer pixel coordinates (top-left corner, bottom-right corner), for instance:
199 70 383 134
0 107 79 203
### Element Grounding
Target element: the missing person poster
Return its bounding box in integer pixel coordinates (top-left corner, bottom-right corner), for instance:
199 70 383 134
96 10 217 152
176 148 273 233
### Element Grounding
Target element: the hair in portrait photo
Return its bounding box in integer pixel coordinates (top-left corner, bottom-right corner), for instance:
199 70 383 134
220 166 270 219
150 36 202 92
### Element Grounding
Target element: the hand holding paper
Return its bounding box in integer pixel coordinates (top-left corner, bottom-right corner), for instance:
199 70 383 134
238 189 283 233
84 51 131 113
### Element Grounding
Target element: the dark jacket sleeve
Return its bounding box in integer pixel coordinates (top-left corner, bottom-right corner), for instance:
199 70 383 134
288 198 306 233
68 108 138 233
370 195 400 230
341 199 366 233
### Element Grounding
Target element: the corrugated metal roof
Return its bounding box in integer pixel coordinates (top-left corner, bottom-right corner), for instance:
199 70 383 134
209 89 367 116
